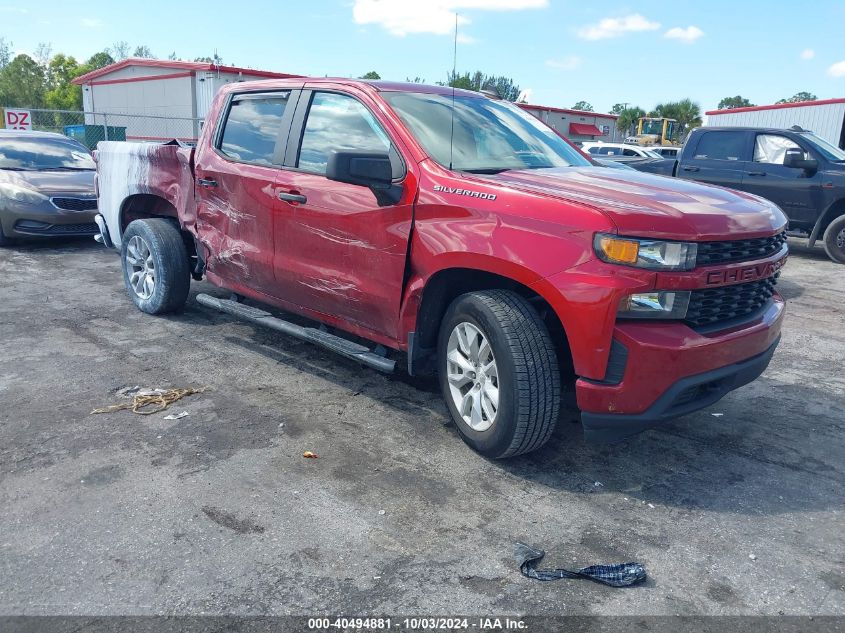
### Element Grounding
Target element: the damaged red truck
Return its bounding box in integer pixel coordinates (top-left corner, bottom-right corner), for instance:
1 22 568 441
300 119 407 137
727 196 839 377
94 79 788 458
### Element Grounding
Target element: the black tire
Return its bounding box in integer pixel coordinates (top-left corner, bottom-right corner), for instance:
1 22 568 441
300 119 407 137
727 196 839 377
437 290 561 459
822 214 845 264
121 218 190 314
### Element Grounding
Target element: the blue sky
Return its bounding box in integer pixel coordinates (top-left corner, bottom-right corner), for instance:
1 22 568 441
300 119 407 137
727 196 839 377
2 0 844 114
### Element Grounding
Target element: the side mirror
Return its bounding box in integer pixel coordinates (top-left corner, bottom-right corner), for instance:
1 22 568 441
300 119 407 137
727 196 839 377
783 148 818 172
326 151 393 189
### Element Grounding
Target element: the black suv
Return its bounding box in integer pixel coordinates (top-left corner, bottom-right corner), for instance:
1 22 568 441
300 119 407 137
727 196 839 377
676 126 845 263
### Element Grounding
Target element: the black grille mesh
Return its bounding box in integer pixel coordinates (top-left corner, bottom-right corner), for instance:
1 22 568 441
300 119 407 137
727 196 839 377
51 197 98 211
15 221 97 235
696 232 787 266
685 276 778 328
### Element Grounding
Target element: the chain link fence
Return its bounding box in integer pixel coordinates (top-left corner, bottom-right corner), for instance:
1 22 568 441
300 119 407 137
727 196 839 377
1 108 203 149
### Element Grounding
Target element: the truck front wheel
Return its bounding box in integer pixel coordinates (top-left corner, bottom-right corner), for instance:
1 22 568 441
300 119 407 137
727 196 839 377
121 219 190 314
437 290 561 458
822 214 845 264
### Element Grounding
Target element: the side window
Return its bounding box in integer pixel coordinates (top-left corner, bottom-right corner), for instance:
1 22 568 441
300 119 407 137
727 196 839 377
754 134 802 164
622 148 639 156
298 92 390 175
587 147 600 154
693 132 748 161
218 92 290 165
598 147 615 155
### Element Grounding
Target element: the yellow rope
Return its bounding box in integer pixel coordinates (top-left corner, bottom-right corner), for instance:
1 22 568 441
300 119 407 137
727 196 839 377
91 387 208 415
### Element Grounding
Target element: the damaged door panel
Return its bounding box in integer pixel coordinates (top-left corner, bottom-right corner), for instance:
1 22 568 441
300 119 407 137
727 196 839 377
273 89 414 340
194 90 299 294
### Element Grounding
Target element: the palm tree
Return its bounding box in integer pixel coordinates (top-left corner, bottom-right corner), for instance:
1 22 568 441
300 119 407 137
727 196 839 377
650 99 702 141
616 106 646 136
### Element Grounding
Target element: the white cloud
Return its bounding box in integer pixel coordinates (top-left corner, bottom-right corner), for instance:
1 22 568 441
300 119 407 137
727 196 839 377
352 0 547 37
664 25 704 43
577 14 660 40
517 88 533 103
829 60 845 77
545 56 582 71
800 48 815 60
80 17 104 28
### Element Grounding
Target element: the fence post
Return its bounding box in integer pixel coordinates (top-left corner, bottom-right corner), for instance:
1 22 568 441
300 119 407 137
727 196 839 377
103 113 109 142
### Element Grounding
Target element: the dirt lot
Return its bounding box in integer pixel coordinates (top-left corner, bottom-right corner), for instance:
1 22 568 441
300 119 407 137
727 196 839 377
0 237 843 617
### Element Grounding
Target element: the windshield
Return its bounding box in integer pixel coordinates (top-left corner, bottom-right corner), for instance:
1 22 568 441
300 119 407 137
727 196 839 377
382 92 590 172
643 149 662 158
800 132 845 162
641 120 663 136
0 135 95 170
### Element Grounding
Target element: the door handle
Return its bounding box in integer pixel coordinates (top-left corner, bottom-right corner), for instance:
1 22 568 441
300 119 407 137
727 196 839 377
197 178 217 188
681 166 699 172
278 191 307 204
747 171 766 176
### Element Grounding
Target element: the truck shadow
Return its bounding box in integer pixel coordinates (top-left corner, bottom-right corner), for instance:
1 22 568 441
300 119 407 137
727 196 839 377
494 378 844 516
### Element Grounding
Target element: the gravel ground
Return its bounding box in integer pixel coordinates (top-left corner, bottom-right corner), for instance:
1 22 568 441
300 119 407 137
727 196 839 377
0 237 842 617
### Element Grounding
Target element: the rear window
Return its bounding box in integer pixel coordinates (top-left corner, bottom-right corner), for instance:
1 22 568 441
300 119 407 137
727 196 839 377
693 132 747 161
218 92 290 165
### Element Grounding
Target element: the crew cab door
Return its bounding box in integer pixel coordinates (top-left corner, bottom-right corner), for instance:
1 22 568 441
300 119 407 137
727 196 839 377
678 130 751 189
741 133 824 227
272 88 413 341
194 89 298 294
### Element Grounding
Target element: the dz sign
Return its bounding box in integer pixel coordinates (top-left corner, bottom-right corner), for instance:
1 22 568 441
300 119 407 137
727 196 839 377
4 109 32 131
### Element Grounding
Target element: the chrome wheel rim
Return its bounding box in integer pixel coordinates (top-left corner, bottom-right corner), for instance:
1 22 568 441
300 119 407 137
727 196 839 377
446 322 499 432
125 235 155 300
837 227 845 250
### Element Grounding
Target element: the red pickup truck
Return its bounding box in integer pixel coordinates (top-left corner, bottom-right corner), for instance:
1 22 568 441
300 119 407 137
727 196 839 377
94 79 787 458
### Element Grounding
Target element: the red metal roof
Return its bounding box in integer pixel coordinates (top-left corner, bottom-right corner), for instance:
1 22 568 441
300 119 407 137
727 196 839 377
72 57 303 85
569 122 604 136
705 97 845 116
519 103 618 119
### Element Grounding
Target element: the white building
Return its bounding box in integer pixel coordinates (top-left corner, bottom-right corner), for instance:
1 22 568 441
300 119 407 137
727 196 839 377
72 58 302 142
706 98 845 149
518 103 621 143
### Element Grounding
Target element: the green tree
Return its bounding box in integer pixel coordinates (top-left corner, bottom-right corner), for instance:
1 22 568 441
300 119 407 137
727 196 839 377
0 37 11 69
717 95 755 110
0 54 46 108
405 76 426 83
44 54 83 110
194 53 223 65
616 106 646 135
650 98 702 140
109 41 130 60
442 70 521 102
83 51 115 72
572 100 593 112
610 103 629 115
360 71 380 80
133 45 154 59
776 91 817 104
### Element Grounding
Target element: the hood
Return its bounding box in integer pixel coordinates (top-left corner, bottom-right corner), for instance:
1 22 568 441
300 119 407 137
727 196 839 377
0 169 95 196
473 166 786 240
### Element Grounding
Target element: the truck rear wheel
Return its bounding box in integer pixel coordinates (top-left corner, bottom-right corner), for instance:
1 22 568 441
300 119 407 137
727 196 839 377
437 290 560 458
121 219 190 314
822 214 845 264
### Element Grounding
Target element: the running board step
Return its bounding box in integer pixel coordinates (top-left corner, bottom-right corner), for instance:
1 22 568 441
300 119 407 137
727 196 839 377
195 293 395 373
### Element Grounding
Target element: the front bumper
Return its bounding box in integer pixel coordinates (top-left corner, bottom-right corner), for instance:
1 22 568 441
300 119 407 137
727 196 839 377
1 202 97 238
576 295 784 442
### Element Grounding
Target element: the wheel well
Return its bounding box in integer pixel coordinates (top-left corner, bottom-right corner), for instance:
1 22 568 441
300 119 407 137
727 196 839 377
810 198 845 246
119 194 179 235
119 194 197 265
411 268 573 377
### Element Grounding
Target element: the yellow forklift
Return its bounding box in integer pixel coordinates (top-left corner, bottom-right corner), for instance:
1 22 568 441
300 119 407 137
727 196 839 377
627 117 678 146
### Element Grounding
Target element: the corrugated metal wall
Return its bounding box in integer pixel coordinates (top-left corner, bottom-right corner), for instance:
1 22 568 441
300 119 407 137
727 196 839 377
707 103 845 148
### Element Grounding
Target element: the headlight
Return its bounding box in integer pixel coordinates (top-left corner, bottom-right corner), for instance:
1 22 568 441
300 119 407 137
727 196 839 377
594 233 698 271
618 291 690 319
0 182 48 205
